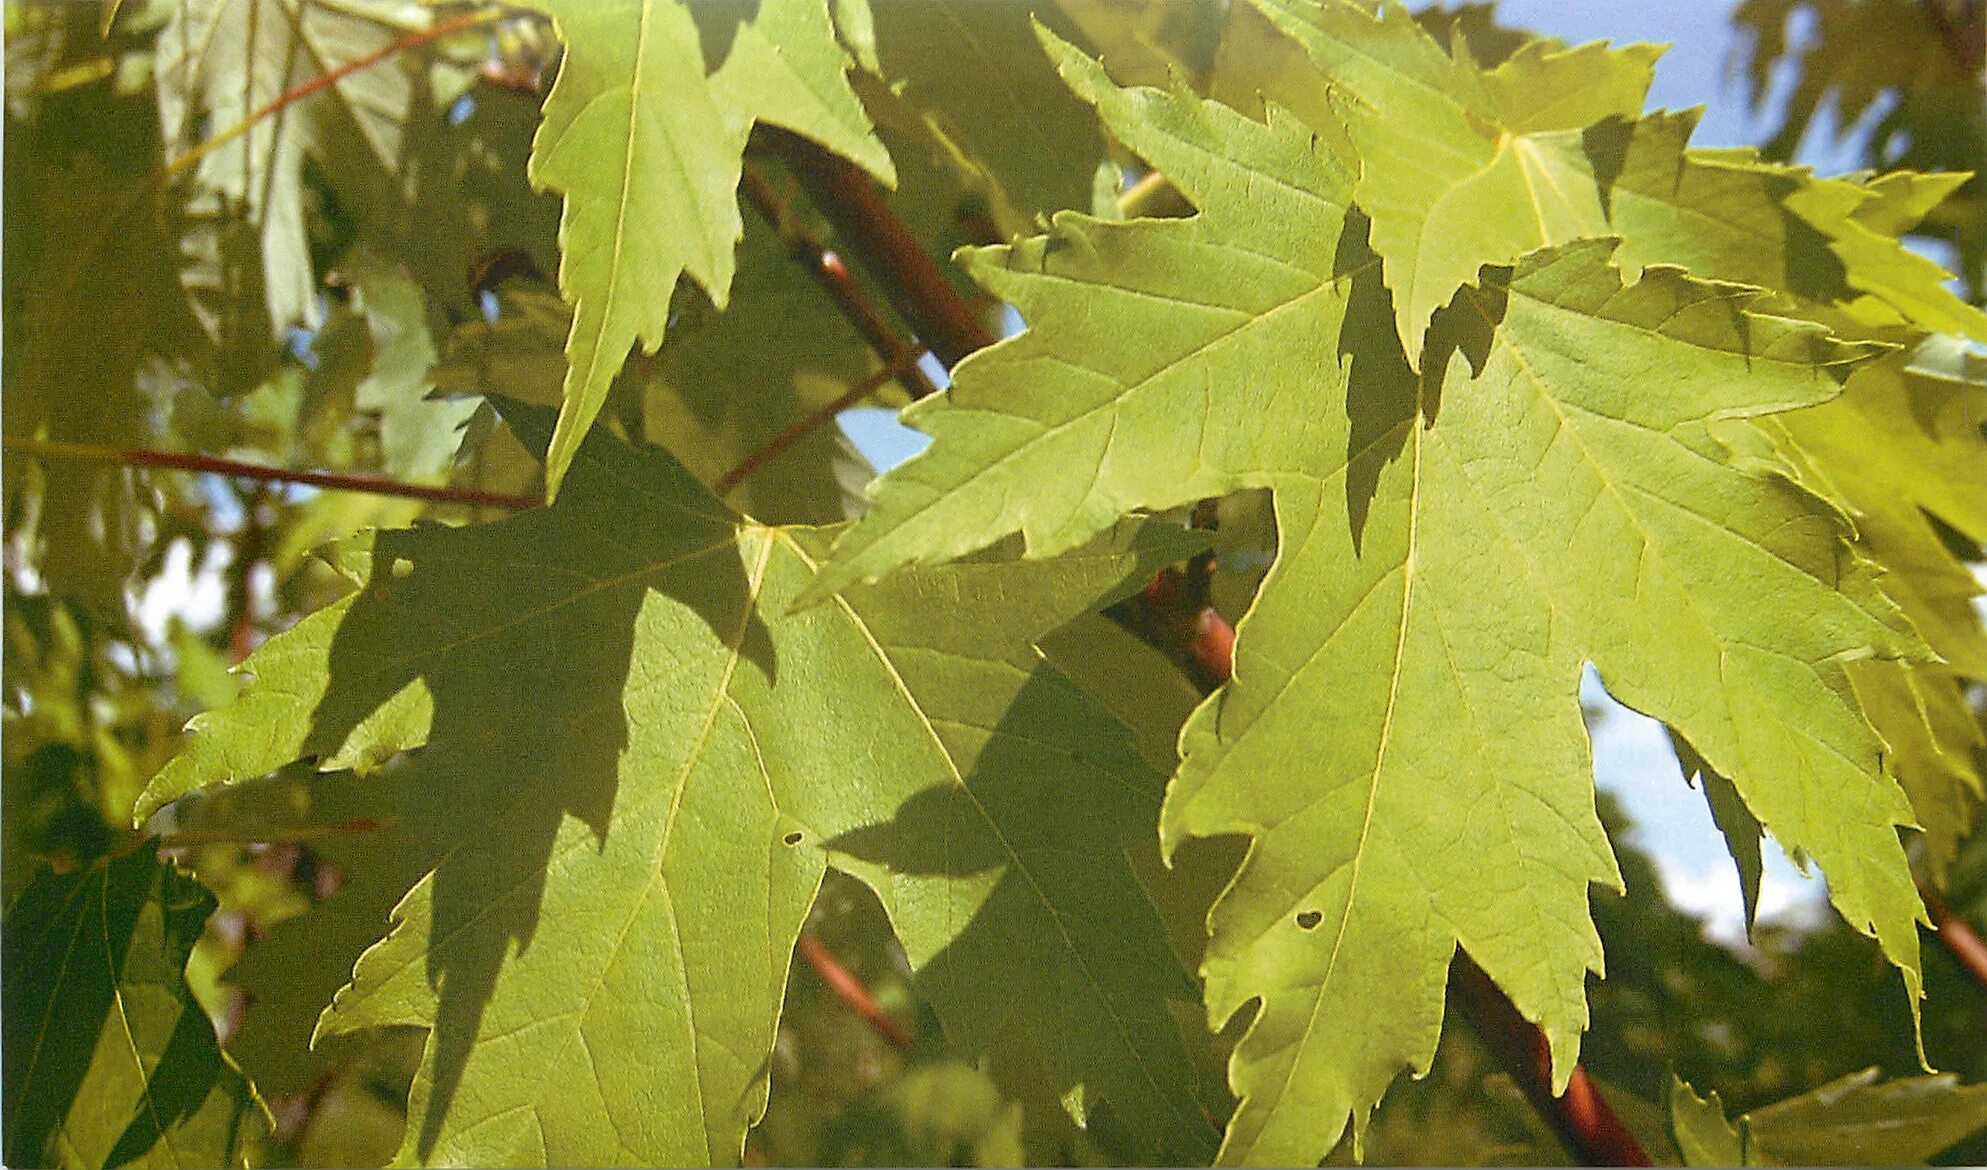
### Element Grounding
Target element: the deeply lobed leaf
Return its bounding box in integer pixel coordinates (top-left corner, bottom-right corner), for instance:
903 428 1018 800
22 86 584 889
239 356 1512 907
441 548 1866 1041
1249 0 1987 352
1247 0 1661 360
523 0 890 495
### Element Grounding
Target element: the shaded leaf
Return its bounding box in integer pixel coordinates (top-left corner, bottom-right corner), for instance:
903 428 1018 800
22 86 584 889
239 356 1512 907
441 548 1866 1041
643 211 914 525
1247 0 1661 360
140 403 1219 1165
864 0 1104 237
158 0 431 338
1671 1068 1987 1167
1761 345 1987 884
1675 731 1767 936
1746 1068 1987 1165
144 763 446 1101
1668 1076 1749 1167
1253 1 1987 349
2 849 268 1169
346 256 478 482
818 1060 1025 1167
3 140 197 609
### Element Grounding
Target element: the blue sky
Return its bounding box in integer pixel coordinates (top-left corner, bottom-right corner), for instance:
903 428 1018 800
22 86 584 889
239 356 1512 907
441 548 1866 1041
838 0 1929 947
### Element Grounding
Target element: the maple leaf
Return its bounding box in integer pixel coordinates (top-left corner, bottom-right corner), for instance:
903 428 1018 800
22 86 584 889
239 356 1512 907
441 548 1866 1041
797 34 1360 594
642 212 917 525
1245 0 1663 361
859 0 1104 237
344 257 479 483
1779 171 1987 340
1245 0 1987 355
808 35 1932 1163
1671 1069 1987 1167
524 0 890 496
1761 343 1987 883
431 215 917 525
3 157 193 609
2 849 268 1169
138 403 1221 1166
140 763 452 1099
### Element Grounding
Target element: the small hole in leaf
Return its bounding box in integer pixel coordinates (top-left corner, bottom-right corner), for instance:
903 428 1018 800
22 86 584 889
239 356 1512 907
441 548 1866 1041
782 831 803 846
1296 910 1322 930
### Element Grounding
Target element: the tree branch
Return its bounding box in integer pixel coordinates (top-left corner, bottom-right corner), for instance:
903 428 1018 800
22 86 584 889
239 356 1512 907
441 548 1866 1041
739 164 942 401
796 933 915 1050
1923 880 1987 991
1919 0 1986 76
1451 956 1653 1166
4 435 540 512
717 349 925 494
760 127 995 368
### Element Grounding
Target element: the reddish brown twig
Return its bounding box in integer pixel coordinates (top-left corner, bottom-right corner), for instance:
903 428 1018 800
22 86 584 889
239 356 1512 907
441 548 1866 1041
760 128 996 369
161 9 499 182
1451 955 1653 1166
796 933 914 1049
1922 880 1987 991
1920 0 1986 76
5 435 541 511
739 165 940 401
717 349 925 494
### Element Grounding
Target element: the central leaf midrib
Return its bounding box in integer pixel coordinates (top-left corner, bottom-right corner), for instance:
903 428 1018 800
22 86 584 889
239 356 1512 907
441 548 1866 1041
572 0 654 404
1264 399 1424 1128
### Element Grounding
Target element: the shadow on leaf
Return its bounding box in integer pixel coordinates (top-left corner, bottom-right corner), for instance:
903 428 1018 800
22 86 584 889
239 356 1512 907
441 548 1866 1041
302 403 770 1159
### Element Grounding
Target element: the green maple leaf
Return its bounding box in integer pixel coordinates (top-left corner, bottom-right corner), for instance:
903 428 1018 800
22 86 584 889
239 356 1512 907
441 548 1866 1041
1668 1077 1749 1167
807 36 1932 1163
524 0 890 497
861 0 1104 237
642 212 915 525
1779 171 1987 340
430 214 915 524
5 79 203 609
3 155 187 611
1245 0 1987 356
1761 344 1987 884
142 764 447 1100
138 403 1220 1166
1244 0 1662 361
1670 1069 1987 1167
3 849 268 1169
1676 736 1770 933
344 257 479 483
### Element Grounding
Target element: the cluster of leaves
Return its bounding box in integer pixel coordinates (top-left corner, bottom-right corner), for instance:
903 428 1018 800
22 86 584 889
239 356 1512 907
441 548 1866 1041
4 0 1987 1167
1733 0 1987 296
